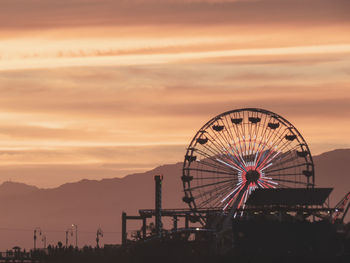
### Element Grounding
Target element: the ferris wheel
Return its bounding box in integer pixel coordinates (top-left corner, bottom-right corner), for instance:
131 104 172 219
182 108 314 221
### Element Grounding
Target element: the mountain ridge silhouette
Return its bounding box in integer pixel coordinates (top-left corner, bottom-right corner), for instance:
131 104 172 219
0 149 348 250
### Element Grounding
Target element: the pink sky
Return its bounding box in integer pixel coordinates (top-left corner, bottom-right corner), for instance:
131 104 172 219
0 0 349 187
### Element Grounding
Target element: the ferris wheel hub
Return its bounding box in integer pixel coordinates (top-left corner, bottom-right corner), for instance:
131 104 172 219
244 170 260 184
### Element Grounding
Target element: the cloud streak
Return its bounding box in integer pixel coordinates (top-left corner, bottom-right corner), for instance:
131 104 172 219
1 44 350 71
1 0 349 29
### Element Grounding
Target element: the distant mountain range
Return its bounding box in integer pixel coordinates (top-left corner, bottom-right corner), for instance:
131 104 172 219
0 149 349 250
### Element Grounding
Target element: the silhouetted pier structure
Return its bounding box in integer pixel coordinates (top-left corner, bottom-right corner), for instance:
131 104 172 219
0 251 40 263
121 183 347 246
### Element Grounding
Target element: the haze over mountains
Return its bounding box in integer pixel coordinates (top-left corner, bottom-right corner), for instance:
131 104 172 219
0 149 348 250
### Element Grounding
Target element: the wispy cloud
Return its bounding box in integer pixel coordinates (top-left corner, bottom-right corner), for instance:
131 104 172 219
1 44 350 71
0 0 349 187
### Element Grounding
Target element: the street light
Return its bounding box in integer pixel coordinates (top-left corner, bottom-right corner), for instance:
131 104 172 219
33 227 42 250
72 224 78 248
96 227 103 248
42 235 47 249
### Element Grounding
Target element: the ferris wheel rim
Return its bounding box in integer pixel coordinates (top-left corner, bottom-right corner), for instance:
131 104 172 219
182 108 315 222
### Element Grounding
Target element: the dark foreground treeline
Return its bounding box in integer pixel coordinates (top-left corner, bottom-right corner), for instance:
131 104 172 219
32 220 350 263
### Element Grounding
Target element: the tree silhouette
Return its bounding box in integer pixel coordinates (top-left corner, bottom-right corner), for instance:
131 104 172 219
57 241 63 249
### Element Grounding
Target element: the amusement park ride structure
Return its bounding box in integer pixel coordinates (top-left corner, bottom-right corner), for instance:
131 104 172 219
121 108 350 246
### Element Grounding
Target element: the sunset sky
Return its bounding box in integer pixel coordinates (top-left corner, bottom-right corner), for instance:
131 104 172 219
0 0 349 187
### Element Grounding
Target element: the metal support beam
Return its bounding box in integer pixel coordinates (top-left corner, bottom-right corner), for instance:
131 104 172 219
142 218 147 238
155 175 163 237
126 215 144 220
173 215 178 231
185 215 189 229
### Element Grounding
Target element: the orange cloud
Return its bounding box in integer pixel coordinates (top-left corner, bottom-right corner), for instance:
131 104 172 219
0 0 349 187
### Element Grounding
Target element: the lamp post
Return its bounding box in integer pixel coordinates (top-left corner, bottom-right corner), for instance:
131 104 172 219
72 224 78 248
42 235 46 249
96 227 103 248
33 227 42 250
65 228 73 248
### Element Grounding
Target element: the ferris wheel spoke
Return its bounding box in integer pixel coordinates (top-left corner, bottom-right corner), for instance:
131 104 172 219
185 167 237 177
239 124 249 155
202 132 242 165
228 124 246 160
247 112 261 154
209 126 244 166
254 115 274 154
247 116 253 154
226 182 249 211
186 168 237 180
269 150 302 168
261 125 289 154
197 143 244 170
274 129 302 154
273 147 298 162
193 184 236 207
258 143 299 170
259 178 290 189
265 172 302 177
267 155 299 171
219 181 247 202
269 125 288 144
209 124 232 152
192 181 234 199
218 117 235 148
270 181 291 188
255 130 276 156
216 158 246 172
230 113 246 155
199 139 227 157
271 178 309 186
196 157 238 174
272 137 297 156
221 181 245 204
250 123 264 156
254 123 270 154
185 178 235 192
196 138 225 158
257 180 272 188
194 176 238 181
196 184 235 208
259 134 286 159
254 121 276 151
192 147 239 173
195 143 229 163
222 115 240 151
217 130 248 166
204 132 225 154
265 162 311 173
222 125 246 164
256 149 280 170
